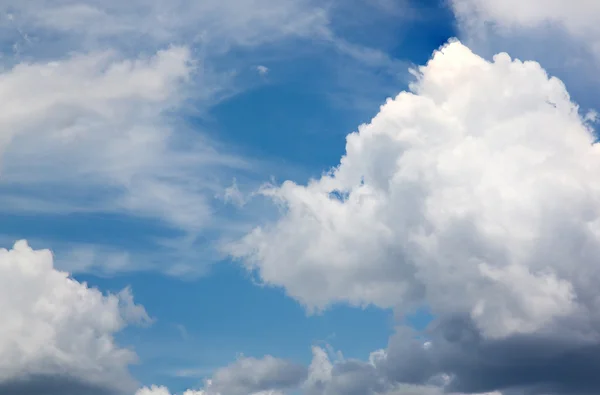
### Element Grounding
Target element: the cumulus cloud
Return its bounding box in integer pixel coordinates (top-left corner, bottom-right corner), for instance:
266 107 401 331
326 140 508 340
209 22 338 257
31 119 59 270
205 354 307 395
292 316 600 394
228 39 600 393
142 345 509 395
138 355 306 395
301 344 508 395
0 240 149 395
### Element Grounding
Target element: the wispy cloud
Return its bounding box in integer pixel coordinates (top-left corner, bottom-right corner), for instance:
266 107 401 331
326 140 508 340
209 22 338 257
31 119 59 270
0 0 415 276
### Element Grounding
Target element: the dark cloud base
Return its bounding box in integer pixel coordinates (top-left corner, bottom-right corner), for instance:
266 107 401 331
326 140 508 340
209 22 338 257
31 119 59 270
381 315 600 395
0 374 122 395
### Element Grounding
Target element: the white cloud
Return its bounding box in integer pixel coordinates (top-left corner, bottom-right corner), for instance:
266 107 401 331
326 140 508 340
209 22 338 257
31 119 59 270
0 43 257 267
205 355 306 395
450 0 600 74
136 385 173 395
0 0 329 57
0 0 407 277
230 40 600 339
222 178 248 208
256 65 269 76
451 0 600 36
0 240 149 394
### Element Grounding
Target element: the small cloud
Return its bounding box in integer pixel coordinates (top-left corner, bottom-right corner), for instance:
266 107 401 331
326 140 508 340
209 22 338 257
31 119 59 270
222 178 247 207
172 366 213 378
585 109 598 123
175 324 189 341
256 65 269 76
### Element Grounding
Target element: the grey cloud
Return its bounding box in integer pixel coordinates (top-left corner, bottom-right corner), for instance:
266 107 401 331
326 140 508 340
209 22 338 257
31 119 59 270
317 315 600 395
208 355 308 395
0 374 126 395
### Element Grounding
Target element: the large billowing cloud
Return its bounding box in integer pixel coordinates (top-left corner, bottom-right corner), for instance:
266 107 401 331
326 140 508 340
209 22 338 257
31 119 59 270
229 40 600 394
0 240 149 395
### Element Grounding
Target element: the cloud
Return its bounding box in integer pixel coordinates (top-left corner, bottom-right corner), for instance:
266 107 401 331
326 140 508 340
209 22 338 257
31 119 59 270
295 316 600 395
222 178 248 208
0 240 149 395
0 0 411 277
138 355 306 395
256 65 269 76
203 354 307 395
449 0 600 97
227 39 600 393
141 345 508 395
0 0 329 57
0 42 260 275
451 0 600 37
301 344 509 395
0 46 218 229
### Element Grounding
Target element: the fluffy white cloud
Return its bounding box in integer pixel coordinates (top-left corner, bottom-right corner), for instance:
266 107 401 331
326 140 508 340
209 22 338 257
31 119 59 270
0 240 149 394
230 40 600 339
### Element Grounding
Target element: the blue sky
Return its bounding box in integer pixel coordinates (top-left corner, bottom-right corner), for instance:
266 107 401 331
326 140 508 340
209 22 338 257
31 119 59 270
4 1 600 395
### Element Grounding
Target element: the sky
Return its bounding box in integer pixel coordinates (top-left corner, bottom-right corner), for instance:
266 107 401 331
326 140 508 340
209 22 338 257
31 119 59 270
3 1 600 395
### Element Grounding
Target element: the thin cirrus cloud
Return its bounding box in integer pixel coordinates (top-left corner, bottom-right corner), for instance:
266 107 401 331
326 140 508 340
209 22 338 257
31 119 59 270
0 0 330 54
